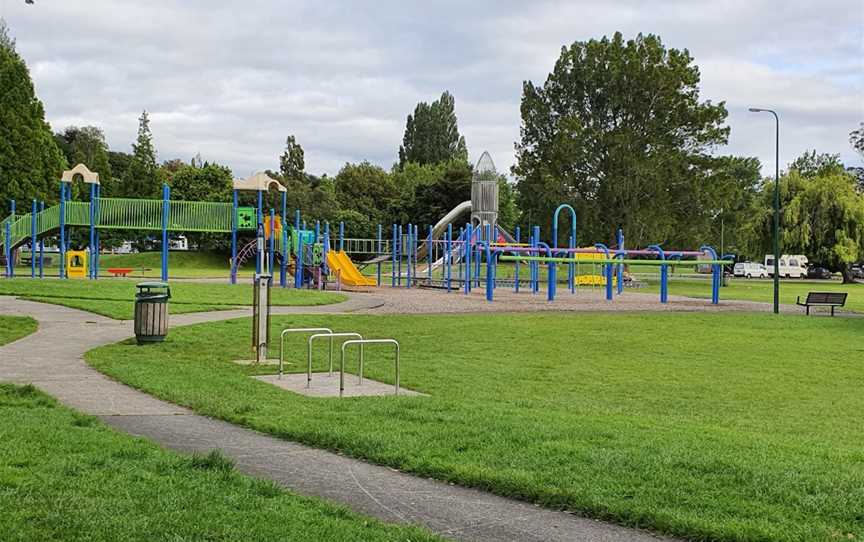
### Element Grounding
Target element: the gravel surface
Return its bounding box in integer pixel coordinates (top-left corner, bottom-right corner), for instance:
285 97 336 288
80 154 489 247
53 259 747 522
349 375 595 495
348 285 801 315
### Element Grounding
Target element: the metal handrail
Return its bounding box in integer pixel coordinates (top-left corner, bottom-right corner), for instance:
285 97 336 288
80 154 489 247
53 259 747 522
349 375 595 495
340 339 400 398
279 327 333 378
307 332 363 388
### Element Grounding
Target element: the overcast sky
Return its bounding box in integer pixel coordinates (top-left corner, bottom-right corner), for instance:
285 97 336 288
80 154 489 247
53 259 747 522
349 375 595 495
2 0 862 178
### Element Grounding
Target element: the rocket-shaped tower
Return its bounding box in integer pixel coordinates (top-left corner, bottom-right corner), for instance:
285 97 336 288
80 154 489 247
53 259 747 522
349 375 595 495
470 151 499 232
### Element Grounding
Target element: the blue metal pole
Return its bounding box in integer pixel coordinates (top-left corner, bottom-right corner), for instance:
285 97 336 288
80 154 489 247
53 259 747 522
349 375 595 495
464 223 472 294
514 226 520 293
414 224 419 284
485 225 493 301
569 234 575 293
293 209 302 289
3 201 10 278
59 185 65 279
255 191 263 274
323 221 330 278
30 199 37 278
397 225 403 286
314 221 320 243
391 224 397 288
377 224 382 286
231 190 238 284
648 245 668 303
94 184 100 279
297 232 304 288
406 223 412 288
280 192 287 287
446 223 452 292
161 184 170 281
617 228 624 295
457 227 464 286
339 221 344 252
39 201 45 278
269 208 276 274
531 226 540 294
89 184 96 279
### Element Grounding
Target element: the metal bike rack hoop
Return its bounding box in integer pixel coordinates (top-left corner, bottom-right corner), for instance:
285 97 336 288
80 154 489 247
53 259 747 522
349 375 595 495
279 327 333 378
306 332 363 388
339 339 400 398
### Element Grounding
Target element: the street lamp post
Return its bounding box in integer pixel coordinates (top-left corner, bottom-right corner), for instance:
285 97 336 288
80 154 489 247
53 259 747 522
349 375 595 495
749 107 780 314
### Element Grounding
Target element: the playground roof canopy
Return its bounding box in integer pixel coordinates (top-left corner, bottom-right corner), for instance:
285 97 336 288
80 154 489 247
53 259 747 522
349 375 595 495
232 172 286 193
61 163 100 184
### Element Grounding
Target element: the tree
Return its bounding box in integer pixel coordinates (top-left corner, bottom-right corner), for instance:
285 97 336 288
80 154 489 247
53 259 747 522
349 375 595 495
398 91 468 167
0 18 66 208
739 152 864 283
334 161 397 233
784 170 864 282
167 162 234 250
407 161 472 227
513 33 731 246
788 150 845 178
851 122 864 156
122 110 160 198
279 135 305 182
54 126 113 197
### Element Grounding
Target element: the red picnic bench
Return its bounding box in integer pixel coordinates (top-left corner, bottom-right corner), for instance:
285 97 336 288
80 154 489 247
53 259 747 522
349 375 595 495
106 267 134 277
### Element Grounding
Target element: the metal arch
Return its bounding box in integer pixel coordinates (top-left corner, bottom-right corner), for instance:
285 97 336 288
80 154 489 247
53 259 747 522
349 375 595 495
340 339 400 398
647 244 668 303
700 245 720 304
279 327 333 378
551 204 577 302
594 243 614 300
307 332 363 388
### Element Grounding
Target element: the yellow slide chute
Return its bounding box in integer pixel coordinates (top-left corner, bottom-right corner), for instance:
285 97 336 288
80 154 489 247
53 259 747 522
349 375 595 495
326 250 376 287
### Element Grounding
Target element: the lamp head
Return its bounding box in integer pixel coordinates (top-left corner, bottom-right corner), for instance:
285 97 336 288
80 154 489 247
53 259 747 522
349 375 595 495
748 107 763 112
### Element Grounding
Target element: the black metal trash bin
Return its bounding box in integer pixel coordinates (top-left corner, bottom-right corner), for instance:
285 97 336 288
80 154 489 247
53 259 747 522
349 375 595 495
134 282 171 344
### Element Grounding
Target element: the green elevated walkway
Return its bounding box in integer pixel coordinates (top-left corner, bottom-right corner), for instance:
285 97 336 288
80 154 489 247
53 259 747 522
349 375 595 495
2 198 237 254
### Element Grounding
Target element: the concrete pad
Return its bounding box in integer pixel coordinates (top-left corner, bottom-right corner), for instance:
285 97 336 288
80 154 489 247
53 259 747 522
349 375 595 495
254 372 427 398
231 358 281 366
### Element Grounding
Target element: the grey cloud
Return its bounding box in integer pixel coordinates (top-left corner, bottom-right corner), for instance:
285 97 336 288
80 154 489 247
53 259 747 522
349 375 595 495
1 0 861 180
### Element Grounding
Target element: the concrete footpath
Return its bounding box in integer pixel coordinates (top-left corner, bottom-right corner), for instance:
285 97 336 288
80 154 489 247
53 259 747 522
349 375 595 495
0 295 673 542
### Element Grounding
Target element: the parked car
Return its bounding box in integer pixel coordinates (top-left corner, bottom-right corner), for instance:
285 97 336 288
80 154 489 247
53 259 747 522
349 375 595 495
806 266 833 280
734 262 768 278
851 264 864 280
764 254 808 278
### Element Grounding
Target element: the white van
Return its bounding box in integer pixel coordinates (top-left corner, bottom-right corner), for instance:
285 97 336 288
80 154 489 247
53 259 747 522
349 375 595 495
734 262 768 278
764 254 808 278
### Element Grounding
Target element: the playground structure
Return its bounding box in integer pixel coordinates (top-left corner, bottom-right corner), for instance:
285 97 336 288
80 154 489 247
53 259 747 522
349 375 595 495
2 153 730 306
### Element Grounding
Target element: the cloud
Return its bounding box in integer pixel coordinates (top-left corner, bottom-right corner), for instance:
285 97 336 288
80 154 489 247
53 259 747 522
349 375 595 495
1 0 861 181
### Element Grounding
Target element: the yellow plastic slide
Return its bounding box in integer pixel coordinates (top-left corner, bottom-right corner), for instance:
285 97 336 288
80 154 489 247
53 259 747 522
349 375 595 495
326 250 377 286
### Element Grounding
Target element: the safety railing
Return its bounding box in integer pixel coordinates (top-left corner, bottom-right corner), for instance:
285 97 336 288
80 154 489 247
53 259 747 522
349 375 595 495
340 339 400 398
306 332 363 388
278 327 333 378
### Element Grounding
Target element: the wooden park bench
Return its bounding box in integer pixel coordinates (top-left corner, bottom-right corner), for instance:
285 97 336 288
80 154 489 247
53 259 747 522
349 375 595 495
796 291 847 316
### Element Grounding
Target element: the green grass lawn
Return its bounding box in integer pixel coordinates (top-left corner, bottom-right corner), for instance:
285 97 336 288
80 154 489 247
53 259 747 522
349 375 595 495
0 278 346 320
15 250 257 279
642 276 864 312
87 312 864 542
0 383 438 542
0 315 37 345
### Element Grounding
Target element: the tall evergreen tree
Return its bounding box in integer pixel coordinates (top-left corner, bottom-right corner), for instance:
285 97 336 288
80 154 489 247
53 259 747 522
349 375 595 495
123 110 159 198
398 91 468 167
0 18 66 208
279 135 305 182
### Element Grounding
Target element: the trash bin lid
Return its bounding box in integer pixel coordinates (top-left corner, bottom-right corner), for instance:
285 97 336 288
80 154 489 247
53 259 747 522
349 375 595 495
136 281 171 297
136 281 169 290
